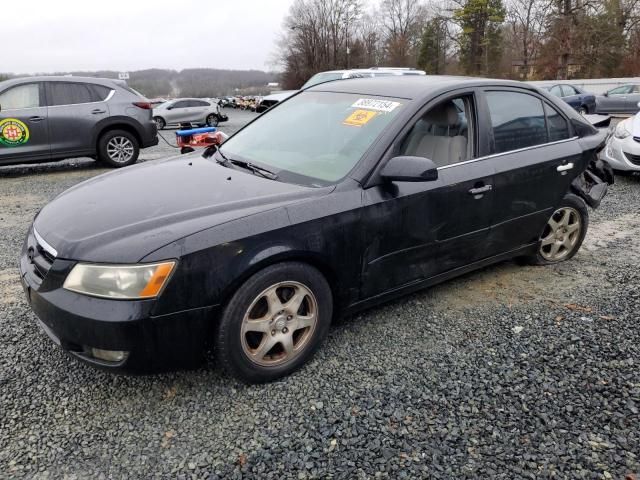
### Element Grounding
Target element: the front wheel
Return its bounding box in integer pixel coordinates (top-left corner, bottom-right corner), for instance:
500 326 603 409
206 114 219 127
525 194 589 265
98 130 140 168
578 106 588 116
216 262 333 383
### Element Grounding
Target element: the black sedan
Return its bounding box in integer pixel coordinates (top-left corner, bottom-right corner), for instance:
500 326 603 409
544 84 596 115
20 76 610 383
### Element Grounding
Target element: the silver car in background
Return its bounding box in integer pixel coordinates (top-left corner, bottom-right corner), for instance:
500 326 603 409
152 98 227 129
596 84 640 114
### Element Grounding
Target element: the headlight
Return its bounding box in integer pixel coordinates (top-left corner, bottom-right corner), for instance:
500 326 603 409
63 261 176 299
614 121 631 139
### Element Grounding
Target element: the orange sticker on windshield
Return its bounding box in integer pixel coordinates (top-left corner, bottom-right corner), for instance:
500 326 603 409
343 109 378 127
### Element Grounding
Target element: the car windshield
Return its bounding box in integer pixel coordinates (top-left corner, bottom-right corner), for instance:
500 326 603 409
220 91 405 186
301 72 345 89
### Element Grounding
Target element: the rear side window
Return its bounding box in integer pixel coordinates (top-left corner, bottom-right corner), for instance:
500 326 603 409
544 103 571 142
562 85 577 96
549 85 563 97
88 84 112 101
0 83 40 110
48 82 106 106
486 91 547 154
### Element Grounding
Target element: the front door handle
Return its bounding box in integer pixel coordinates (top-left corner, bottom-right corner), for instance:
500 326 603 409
557 162 574 172
29 116 45 122
91 109 107 114
468 184 493 195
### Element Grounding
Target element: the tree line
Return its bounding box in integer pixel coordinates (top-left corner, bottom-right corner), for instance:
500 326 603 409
278 0 640 88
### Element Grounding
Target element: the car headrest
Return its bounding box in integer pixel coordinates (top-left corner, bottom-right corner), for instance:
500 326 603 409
424 101 459 127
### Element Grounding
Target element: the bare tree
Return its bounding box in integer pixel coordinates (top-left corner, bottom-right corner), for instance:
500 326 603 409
380 0 429 66
506 0 551 78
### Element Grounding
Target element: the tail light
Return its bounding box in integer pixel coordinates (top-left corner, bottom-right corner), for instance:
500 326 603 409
132 101 153 110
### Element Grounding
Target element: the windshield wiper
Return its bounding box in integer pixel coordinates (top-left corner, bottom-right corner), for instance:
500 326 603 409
214 148 278 180
229 159 279 180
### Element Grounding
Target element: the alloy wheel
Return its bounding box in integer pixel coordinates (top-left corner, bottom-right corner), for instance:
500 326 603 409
106 136 135 164
539 207 582 261
241 281 318 367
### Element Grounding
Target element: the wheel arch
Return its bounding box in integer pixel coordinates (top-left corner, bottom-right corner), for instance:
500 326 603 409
93 117 143 151
218 250 340 312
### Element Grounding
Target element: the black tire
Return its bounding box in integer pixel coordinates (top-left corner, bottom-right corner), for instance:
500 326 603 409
525 193 589 265
216 262 333 383
578 106 588 115
97 130 140 168
206 114 219 127
154 117 166 130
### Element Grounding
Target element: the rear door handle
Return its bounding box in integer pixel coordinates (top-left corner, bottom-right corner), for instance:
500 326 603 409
468 185 493 195
29 116 45 122
557 162 574 172
91 109 107 114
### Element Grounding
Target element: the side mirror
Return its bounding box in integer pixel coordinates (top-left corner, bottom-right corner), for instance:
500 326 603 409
603 92 609 97
380 156 438 182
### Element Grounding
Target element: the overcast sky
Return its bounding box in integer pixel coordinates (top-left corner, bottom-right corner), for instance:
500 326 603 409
2 0 295 74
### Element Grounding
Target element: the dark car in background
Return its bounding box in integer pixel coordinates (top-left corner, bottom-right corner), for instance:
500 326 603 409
596 84 640 114
545 84 596 115
20 77 610 383
0 76 158 168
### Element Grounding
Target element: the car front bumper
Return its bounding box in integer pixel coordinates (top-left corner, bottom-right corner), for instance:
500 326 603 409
19 228 215 373
600 135 640 172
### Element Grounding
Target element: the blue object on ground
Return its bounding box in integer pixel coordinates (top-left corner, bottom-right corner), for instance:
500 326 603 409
176 127 217 137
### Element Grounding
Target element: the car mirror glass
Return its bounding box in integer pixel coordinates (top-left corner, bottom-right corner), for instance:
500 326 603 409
380 156 439 183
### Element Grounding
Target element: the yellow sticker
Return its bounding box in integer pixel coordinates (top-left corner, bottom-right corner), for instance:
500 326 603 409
343 109 378 127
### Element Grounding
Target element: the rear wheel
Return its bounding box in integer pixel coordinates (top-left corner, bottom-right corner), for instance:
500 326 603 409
98 130 139 168
153 117 165 130
525 194 588 265
206 114 219 127
216 262 332 383
578 106 588 115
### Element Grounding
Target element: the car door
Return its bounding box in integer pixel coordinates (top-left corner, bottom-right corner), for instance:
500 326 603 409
0 82 50 164
189 100 210 123
46 82 111 158
623 85 640 114
360 91 495 298
480 89 584 256
602 85 633 113
165 100 191 123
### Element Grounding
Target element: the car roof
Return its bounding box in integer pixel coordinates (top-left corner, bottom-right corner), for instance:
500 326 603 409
0 75 124 89
307 75 534 101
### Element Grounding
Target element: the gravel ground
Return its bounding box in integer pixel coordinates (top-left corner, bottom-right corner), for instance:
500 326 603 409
1 112 639 478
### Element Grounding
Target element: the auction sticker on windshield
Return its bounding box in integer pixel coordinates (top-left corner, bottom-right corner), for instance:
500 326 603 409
0 118 30 147
344 109 378 127
351 98 401 113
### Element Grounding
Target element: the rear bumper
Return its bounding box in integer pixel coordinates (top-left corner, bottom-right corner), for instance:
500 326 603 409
140 121 159 148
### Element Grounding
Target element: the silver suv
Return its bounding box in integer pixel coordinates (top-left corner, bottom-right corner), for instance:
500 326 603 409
152 98 227 129
0 76 158 168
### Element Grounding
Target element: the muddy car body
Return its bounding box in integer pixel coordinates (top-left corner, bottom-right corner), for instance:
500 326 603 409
20 76 610 382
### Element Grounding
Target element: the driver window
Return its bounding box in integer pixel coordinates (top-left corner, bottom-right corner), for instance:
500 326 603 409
399 95 473 168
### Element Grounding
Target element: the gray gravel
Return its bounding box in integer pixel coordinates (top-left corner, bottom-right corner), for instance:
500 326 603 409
1 113 639 478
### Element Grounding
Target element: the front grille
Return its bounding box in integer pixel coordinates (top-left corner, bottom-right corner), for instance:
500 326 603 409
624 151 640 166
27 230 56 281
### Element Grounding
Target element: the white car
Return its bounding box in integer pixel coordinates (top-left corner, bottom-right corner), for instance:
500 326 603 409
152 98 227 130
256 68 426 113
601 110 640 173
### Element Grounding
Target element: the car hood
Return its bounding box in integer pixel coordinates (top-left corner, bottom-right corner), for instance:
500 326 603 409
34 154 330 263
